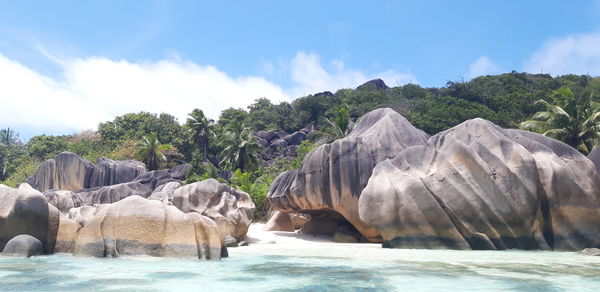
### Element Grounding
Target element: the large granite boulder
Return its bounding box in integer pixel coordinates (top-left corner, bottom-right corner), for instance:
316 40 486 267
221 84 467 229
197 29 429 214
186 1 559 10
0 184 59 253
76 181 153 206
44 190 83 214
1 234 43 257
148 181 182 204
263 211 294 232
587 146 600 174
359 118 600 250
173 179 255 241
73 196 226 259
89 158 147 187
54 215 81 253
27 152 94 192
68 205 109 227
268 108 429 242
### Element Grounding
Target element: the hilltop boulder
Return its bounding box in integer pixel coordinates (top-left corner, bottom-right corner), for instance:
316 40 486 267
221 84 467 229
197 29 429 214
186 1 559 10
27 152 94 192
89 158 147 188
73 196 225 259
173 179 255 241
359 118 600 250
267 108 429 242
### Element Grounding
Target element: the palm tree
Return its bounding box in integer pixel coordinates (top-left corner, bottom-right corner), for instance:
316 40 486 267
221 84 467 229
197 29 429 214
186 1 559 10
219 121 261 172
186 109 215 160
519 87 600 154
135 133 173 170
0 128 21 146
325 104 352 138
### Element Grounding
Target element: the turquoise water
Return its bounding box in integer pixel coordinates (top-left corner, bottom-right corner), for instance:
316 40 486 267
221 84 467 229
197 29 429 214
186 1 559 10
1 250 599 291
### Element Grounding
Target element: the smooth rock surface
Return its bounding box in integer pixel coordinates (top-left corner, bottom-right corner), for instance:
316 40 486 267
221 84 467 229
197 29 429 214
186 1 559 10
173 179 255 241
73 196 225 259
1 234 43 257
0 184 59 253
44 190 83 215
76 181 153 206
268 108 429 242
89 158 147 188
263 211 294 232
27 152 94 192
359 118 600 250
54 215 81 253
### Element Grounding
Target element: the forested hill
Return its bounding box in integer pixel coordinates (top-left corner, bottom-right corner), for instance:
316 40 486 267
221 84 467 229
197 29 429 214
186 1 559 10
256 72 599 135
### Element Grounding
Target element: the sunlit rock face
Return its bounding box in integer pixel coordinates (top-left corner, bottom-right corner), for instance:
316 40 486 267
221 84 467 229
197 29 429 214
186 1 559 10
359 118 600 251
173 178 255 241
0 183 60 254
267 108 430 242
27 152 148 192
73 196 226 260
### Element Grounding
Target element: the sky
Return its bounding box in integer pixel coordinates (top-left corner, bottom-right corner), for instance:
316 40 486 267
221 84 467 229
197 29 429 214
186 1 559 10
1 0 600 140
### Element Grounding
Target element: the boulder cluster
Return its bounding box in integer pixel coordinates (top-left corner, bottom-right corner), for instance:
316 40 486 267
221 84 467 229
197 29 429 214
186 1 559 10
268 108 600 251
1 152 255 259
255 125 314 162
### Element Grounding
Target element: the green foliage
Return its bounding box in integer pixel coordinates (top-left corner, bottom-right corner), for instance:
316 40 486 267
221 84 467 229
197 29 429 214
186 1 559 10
0 127 22 146
520 87 600 154
185 108 215 160
27 135 69 160
98 112 188 156
219 121 261 172
185 162 223 184
134 133 173 170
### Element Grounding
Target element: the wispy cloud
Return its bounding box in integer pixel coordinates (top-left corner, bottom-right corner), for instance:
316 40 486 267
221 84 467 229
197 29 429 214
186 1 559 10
467 56 498 79
524 32 600 75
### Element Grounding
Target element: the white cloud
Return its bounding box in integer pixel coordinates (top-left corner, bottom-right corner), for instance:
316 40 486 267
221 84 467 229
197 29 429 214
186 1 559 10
524 32 600 75
0 51 415 134
289 52 416 96
467 56 498 79
0 54 288 131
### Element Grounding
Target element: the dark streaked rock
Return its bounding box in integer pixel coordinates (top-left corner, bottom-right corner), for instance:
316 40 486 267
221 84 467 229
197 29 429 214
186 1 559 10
2 235 43 257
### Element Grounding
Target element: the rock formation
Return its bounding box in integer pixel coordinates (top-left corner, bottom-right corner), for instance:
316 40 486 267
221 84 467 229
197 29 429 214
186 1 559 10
1 234 43 257
27 152 95 192
263 211 295 232
267 108 430 242
359 118 600 250
0 183 59 254
73 196 226 259
173 179 255 241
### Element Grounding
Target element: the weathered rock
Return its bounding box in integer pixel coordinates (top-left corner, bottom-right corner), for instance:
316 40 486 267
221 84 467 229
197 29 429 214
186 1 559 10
173 179 255 241
68 205 109 227
54 215 81 253
332 225 361 243
27 152 95 192
290 213 310 230
1 235 43 257
76 181 153 206
268 108 429 242
263 211 294 232
580 248 600 256
359 118 600 250
587 147 600 175
357 78 389 91
148 181 182 204
73 196 225 259
0 184 59 254
270 138 288 149
89 158 147 188
224 236 238 247
284 131 306 146
301 218 340 236
44 190 83 214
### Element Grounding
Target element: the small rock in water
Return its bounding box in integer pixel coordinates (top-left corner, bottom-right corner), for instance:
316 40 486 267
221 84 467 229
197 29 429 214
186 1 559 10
267 240 277 244
224 236 238 247
580 248 600 256
2 234 43 258
238 241 249 246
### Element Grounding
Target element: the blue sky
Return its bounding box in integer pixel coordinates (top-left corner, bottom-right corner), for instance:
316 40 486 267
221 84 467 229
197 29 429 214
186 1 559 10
1 0 600 139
